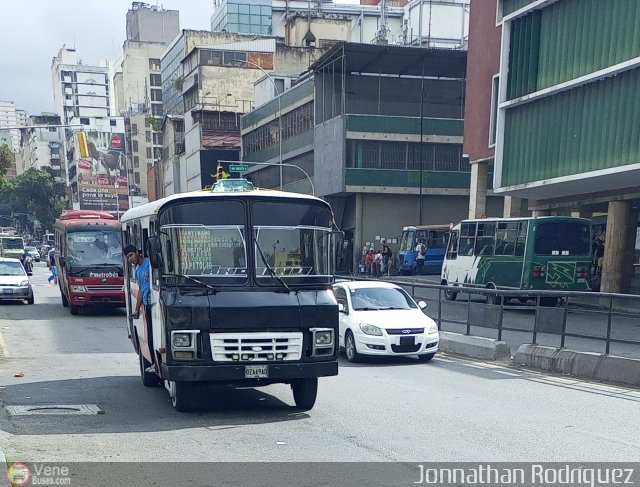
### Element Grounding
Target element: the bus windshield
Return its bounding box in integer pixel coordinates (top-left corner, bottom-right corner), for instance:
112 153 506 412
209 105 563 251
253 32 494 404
399 231 415 252
66 229 123 266
535 221 591 256
253 201 333 279
1 238 24 249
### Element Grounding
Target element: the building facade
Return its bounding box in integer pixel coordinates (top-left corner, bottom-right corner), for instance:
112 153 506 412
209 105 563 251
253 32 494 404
111 2 179 202
18 114 65 179
0 101 21 152
491 0 640 293
242 43 502 272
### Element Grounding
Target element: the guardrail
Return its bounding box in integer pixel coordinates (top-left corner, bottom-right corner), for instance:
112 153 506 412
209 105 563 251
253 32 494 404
334 275 640 357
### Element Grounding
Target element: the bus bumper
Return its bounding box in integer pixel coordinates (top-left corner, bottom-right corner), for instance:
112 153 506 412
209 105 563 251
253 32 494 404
160 360 338 382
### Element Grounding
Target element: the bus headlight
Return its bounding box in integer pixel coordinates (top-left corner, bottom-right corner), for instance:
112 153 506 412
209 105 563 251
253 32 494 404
170 330 199 361
310 328 334 357
70 286 87 293
172 333 191 348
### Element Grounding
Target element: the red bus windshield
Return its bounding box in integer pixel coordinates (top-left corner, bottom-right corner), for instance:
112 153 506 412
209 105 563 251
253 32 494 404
65 229 123 266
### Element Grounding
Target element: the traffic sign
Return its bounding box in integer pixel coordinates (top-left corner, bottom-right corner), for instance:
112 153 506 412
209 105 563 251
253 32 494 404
229 163 249 172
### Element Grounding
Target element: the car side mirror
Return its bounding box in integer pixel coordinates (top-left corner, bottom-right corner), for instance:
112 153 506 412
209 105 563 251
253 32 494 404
418 300 427 309
146 236 163 269
338 303 347 314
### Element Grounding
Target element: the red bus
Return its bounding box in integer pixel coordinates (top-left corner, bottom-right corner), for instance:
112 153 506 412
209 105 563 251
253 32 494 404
54 210 125 315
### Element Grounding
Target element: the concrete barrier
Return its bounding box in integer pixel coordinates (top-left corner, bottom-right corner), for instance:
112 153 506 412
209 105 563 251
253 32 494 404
514 344 640 387
595 355 640 386
439 331 511 361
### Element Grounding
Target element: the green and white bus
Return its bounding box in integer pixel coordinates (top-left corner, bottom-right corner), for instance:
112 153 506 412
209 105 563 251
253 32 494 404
440 217 593 306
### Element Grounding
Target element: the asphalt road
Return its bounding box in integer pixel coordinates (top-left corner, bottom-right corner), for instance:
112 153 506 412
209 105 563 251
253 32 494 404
0 264 639 471
386 275 640 359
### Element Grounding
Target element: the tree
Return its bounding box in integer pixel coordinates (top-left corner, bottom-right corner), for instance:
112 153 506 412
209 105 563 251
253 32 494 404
0 143 13 178
4 168 66 232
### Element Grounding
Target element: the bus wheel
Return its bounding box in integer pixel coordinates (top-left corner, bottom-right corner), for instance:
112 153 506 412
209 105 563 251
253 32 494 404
444 287 457 301
486 287 502 305
540 297 559 307
170 381 194 412
291 377 318 410
139 352 159 387
70 304 80 315
61 291 69 308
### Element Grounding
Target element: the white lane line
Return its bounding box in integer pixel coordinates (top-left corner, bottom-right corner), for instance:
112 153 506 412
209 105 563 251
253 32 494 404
0 330 10 358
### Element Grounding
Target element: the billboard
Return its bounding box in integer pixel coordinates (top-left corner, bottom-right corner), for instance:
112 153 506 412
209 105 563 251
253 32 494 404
76 131 129 216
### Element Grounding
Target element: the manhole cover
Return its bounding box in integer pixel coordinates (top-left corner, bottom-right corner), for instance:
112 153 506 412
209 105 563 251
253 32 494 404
6 404 103 416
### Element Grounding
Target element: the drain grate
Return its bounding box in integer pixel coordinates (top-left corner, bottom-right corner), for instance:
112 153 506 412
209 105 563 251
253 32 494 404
6 404 103 416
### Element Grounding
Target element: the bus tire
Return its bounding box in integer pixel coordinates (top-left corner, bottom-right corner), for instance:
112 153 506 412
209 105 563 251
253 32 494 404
540 297 559 307
486 286 502 305
61 291 69 308
70 304 80 315
291 377 318 410
444 286 457 301
139 352 159 387
170 381 194 412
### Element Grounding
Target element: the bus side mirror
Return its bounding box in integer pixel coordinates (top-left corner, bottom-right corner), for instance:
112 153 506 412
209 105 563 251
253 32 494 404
146 237 163 269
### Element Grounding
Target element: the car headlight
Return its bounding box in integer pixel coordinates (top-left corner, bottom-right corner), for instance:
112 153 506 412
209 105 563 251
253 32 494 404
172 333 191 348
428 324 438 334
19 280 30 287
70 285 87 293
314 330 333 345
360 323 383 336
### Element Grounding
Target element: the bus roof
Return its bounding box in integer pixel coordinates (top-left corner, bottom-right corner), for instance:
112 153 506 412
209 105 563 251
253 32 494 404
402 224 451 231
452 216 592 227
120 187 331 223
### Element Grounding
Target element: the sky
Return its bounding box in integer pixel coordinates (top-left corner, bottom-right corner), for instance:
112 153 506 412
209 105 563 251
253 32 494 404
1 0 359 116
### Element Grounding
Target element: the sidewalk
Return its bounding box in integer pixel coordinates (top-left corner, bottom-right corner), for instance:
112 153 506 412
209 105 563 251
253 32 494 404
570 275 640 314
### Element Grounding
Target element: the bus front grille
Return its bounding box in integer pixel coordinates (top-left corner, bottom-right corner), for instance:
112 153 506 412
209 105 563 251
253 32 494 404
210 332 303 362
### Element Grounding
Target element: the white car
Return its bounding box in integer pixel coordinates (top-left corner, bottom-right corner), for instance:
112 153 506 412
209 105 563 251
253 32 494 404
0 258 34 305
332 281 439 362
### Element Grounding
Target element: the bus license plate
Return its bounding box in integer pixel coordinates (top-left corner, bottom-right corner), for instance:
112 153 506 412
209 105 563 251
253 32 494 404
245 365 268 378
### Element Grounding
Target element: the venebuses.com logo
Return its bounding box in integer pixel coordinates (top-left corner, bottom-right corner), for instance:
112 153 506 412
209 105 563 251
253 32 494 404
6 462 30 486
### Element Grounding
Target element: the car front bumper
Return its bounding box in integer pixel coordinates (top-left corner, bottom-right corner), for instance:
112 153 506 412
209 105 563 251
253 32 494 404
353 331 439 357
0 287 32 300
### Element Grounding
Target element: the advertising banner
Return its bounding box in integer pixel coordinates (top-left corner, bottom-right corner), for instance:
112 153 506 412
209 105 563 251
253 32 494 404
77 131 129 216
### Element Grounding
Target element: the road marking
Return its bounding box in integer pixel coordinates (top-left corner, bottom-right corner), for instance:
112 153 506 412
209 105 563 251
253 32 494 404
0 330 10 358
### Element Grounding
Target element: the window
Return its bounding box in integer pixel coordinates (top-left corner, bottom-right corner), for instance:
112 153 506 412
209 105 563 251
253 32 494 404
146 147 152 159
133 156 139 168
132 140 139 152
535 221 591 256
495 222 519 256
149 58 161 71
153 147 162 160
80 118 90 125
110 119 116 127
151 104 162 117
332 286 348 310
489 75 499 147
474 222 496 256
150 74 162 87
134 173 140 184
151 89 162 102
516 221 528 256
223 51 246 67
131 123 138 134
48 127 57 132
447 230 459 260
459 223 476 257
200 49 223 66
153 133 163 145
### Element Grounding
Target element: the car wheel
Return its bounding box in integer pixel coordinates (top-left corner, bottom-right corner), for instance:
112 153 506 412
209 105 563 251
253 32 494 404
291 377 318 410
170 381 194 412
139 352 159 387
26 296 34 305
444 286 457 301
70 304 80 315
418 353 435 362
345 330 361 363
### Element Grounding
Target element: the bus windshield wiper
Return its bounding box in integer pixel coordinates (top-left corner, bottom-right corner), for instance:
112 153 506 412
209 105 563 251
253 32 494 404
163 273 220 294
254 240 291 293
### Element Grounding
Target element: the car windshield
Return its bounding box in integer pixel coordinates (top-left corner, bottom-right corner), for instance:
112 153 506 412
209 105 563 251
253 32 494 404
0 261 26 276
349 287 417 311
1 238 24 250
66 230 123 266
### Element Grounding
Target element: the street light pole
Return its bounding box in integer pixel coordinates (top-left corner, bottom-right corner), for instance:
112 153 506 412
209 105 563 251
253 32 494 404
231 59 283 190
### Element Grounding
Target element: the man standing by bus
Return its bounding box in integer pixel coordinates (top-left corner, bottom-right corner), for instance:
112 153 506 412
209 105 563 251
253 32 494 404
123 244 154 369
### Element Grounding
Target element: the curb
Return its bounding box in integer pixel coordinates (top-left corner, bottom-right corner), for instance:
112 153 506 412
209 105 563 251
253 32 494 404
439 331 511 361
513 344 640 387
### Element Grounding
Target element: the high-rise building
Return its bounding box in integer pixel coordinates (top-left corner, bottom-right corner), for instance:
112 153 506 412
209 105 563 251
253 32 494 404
51 46 110 126
112 2 179 202
0 101 21 152
18 113 65 179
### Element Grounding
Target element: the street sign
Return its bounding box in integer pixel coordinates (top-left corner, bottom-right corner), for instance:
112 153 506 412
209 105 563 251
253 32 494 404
229 163 249 172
